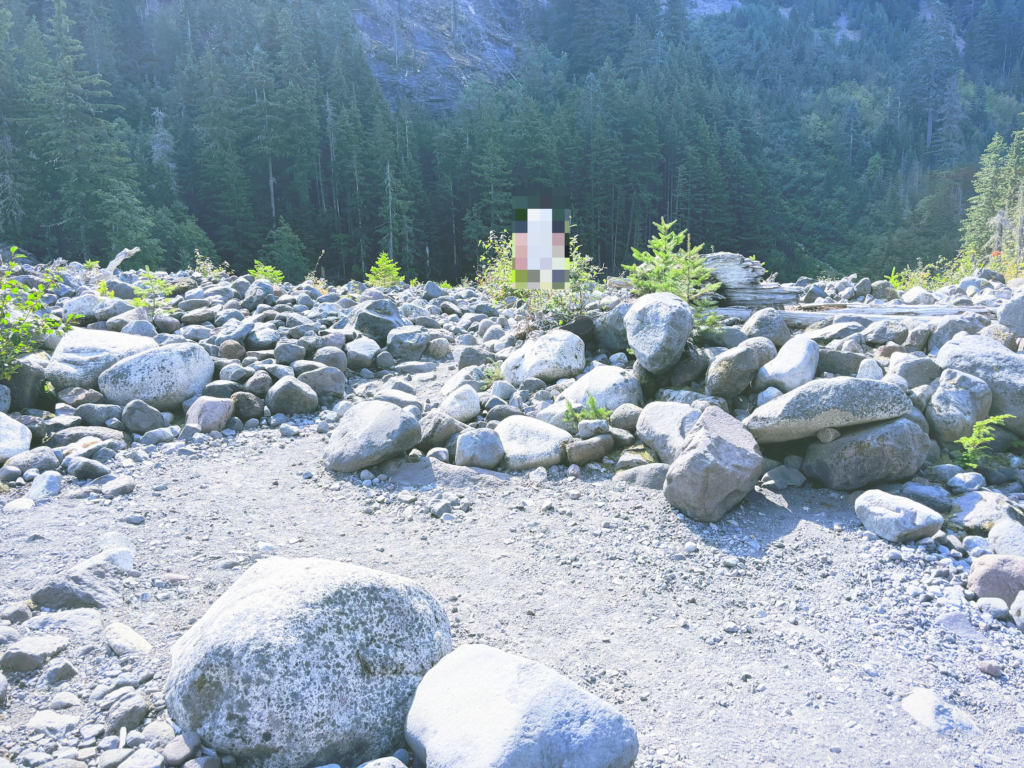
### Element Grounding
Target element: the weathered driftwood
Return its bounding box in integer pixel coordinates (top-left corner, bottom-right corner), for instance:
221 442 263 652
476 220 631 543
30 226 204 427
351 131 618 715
703 252 803 309
716 303 998 330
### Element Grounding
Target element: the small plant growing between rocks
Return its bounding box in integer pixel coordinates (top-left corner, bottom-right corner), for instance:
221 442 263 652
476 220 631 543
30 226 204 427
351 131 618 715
131 268 174 315
1 246 71 379
193 250 232 281
366 252 403 288
249 260 285 284
483 363 504 387
564 394 612 427
955 414 1013 468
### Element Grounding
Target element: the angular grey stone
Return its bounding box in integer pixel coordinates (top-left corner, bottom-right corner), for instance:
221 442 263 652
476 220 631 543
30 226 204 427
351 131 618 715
925 368 992 445
744 378 911 444
989 518 1024 557
386 327 429 362
454 429 504 470
352 300 405 345
624 293 693 375
889 356 942 389
927 314 987 355
121 400 165 435
636 402 699 464
614 463 669 490
802 417 930 491
266 376 319 415
741 308 792 347
594 302 630 353
324 401 421 473
406 644 637 768
0 635 68 672
704 345 761 400
166 557 451 768
663 407 761 522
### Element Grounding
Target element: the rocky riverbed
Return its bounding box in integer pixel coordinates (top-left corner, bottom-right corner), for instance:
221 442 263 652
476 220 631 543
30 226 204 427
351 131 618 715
2 260 1024 768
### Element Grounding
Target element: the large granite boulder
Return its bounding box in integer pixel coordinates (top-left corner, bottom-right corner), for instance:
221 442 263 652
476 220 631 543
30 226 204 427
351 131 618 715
98 344 213 410
165 558 451 768
494 416 571 471
925 368 992 445
854 489 944 543
557 366 642 412
46 330 157 390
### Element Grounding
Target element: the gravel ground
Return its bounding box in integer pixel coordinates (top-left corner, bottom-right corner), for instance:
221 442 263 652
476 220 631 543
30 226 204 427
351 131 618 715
2 395 1024 768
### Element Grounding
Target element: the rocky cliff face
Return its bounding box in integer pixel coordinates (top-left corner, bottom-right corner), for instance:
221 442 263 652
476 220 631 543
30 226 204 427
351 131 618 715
350 0 519 109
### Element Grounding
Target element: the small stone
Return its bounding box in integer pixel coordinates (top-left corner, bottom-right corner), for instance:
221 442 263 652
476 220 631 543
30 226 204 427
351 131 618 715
977 659 1003 678
105 623 153 656
815 427 840 443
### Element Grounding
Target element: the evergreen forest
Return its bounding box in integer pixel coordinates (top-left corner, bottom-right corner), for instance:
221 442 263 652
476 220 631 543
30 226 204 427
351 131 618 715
1 0 1023 283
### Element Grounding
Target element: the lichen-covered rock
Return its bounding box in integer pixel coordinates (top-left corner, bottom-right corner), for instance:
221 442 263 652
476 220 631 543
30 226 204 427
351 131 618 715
500 330 585 386
46 329 157 391
165 557 451 768
98 344 213 410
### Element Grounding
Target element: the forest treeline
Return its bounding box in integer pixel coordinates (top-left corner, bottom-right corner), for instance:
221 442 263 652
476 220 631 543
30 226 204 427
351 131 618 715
0 0 1022 282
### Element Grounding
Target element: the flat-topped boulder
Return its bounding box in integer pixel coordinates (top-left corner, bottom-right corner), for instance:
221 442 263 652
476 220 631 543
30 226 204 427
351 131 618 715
743 377 911 443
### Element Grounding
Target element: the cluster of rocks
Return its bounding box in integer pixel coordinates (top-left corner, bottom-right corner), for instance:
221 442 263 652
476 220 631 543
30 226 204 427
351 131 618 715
4 257 1024 765
793 267 1024 316
0 549 639 768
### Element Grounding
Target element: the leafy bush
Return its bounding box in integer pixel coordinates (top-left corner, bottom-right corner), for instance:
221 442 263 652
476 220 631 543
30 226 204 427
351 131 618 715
482 362 504 387
366 252 403 288
475 231 602 327
130 268 175 315
1 247 71 380
83 260 100 271
192 250 232 281
97 280 115 298
624 218 721 331
956 414 1013 468
249 260 285 283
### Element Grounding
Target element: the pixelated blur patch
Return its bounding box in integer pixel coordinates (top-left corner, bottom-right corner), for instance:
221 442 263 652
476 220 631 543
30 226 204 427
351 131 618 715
513 188 570 290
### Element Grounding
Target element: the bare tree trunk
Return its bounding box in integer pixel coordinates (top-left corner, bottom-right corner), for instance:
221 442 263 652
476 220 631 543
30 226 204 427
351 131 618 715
269 157 276 225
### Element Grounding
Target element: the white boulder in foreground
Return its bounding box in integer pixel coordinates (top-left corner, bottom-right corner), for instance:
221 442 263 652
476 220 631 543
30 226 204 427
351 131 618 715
406 644 638 768
165 557 451 768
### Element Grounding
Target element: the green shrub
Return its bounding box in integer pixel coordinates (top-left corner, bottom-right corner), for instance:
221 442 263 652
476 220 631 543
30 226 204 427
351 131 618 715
482 362 504 387
130 268 174 315
192 250 232 281
1 247 71 380
956 414 1013 468
475 231 602 327
565 394 612 427
624 218 721 331
249 260 285 283
366 252 403 288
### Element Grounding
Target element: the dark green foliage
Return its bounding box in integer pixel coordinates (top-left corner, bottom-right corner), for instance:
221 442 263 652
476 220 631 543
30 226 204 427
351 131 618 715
0 0 1022 281
1 247 71 378
258 219 309 284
